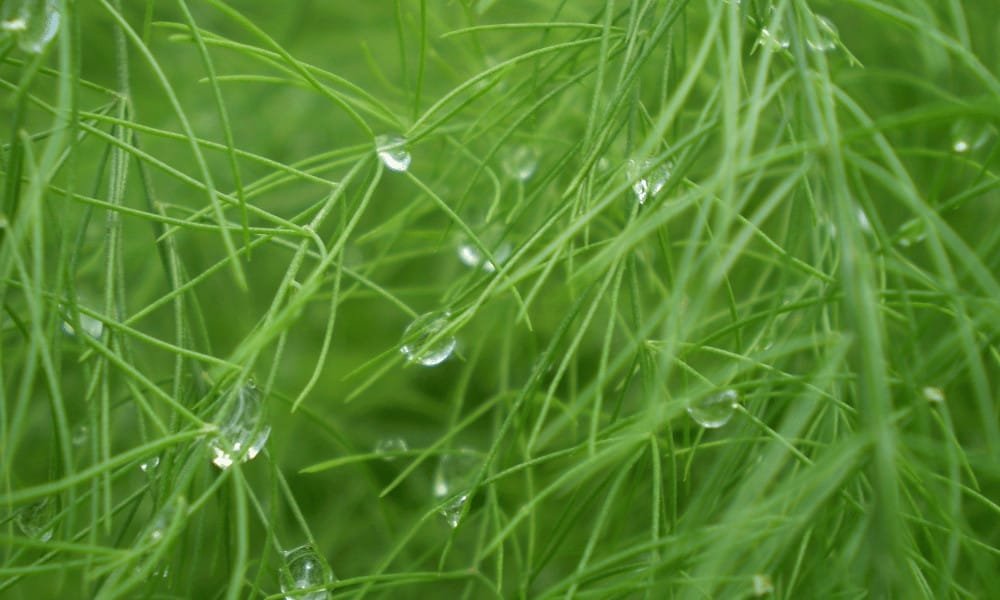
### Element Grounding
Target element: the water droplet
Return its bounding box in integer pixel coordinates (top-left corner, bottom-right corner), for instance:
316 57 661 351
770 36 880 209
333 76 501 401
61 310 104 339
72 424 88 446
456 229 511 273
856 207 872 233
896 218 927 247
440 492 470 528
374 437 408 461
208 379 270 469
501 145 539 181
757 27 789 51
374 134 411 172
950 119 996 154
752 573 774 596
433 450 480 499
16 498 56 542
922 386 945 404
400 311 457 367
626 158 672 205
1 0 60 54
140 456 160 474
280 545 334 600
686 388 739 429
147 498 182 543
806 15 838 52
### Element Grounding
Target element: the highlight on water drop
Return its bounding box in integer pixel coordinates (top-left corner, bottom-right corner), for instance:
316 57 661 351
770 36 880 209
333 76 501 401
208 379 271 469
374 437 408 461
399 311 457 367
374 134 412 172
0 0 61 54
280 544 334 600
501 145 539 181
626 158 672 205
16 498 56 542
686 388 740 429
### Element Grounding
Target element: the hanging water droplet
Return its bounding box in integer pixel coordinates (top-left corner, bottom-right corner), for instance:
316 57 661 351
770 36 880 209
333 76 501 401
950 119 996 154
922 386 945 404
456 229 511 273
1 0 60 54
280 545 334 600
16 498 56 542
805 15 838 52
626 158 672 205
140 456 161 474
374 437 408 461
61 310 104 340
752 573 774 596
896 218 927 247
374 134 411 172
147 498 182 544
856 207 872 233
432 449 480 499
686 388 739 429
755 26 790 52
501 145 539 181
440 492 470 528
208 379 270 469
72 424 88 446
400 311 457 367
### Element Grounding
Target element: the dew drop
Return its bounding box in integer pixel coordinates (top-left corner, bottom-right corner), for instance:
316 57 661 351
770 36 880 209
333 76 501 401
805 15 838 53
440 492 470 529
686 388 739 429
922 386 945 404
950 119 996 154
374 437 408 461
626 158 672 205
896 218 927 247
855 207 872 233
16 498 55 542
147 498 183 544
457 230 511 273
400 311 456 367
140 456 161 474
1 0 60 54
755 26 789 52
280 545 334 600
61 310 104 340
72 424 88 446
432 450 480 499
374 134 411 172
752 573 774 596
501 145 539 181
208 379 270 469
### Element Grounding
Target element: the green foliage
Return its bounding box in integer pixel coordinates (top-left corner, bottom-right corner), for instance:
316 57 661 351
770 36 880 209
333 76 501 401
1 0 998 597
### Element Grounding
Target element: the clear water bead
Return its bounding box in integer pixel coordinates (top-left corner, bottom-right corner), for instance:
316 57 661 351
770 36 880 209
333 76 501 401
440 492 470 528
400 311 456 367
950 119 996 154
433 450 480 499
686 388 739 429
209 380 270 469
61 311 104 339
140 456 161 474
1 0 60 54
280 545 334 600
896 218 926 247
501 145 539 181
922 386 945 404
627 158 672 205
374 134 411 172
457 232 511 273
16 498 55 542
752 573 774 596
374 437 408 461
806 15 838 52
72 424 88 446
